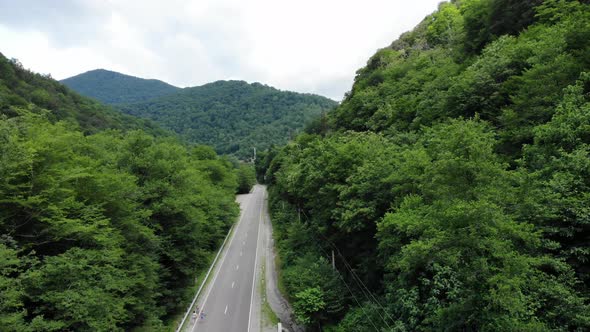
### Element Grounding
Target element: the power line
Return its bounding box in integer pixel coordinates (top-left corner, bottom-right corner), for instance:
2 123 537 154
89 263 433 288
298 208 394 328
326 237 396 327
319 230 390 311
312 241 382 332
317 232 393 329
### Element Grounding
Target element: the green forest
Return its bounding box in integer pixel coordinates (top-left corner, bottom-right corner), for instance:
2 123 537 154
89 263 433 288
116 80 337 159
257 0 590 330
61 69 181 105
0 53 255 330
62 69 338 160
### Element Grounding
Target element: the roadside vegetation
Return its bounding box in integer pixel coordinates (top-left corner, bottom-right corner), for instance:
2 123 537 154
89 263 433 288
0 53 246 330
258 1 590 330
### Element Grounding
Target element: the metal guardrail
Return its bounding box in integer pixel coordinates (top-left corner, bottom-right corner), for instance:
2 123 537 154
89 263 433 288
175 222 236 332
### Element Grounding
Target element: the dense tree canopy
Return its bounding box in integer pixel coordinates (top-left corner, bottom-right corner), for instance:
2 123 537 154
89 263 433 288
116 80 338 159
0 55 165 136
259 0 590 330
0 54 244 330
62 69 338 160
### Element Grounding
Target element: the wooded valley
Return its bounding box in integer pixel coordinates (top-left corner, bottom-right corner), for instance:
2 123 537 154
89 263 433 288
2 0 590 331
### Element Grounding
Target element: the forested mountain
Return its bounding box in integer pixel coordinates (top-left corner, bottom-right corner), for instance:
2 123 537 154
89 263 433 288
257 0 590 330
0 52 251 330
63 69 338 159
1 57 165 136
61 69 180 104
117 80 338 159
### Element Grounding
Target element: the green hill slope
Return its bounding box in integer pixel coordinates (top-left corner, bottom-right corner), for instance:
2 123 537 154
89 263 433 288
61 69 180 104
259 0 590 330
118 80 338 159
1 55 165 135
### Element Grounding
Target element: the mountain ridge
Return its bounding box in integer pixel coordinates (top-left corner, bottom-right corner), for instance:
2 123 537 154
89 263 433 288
63 69 338 159
61 69 181 104
118 79 338 158
0 54 165 135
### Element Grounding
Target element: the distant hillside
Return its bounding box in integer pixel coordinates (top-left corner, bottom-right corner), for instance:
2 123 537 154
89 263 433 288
118 80 338 159
61 69 180 104
0 54 164 135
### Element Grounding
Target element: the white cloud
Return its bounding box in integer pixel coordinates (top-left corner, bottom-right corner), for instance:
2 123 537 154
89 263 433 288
0 0 444 100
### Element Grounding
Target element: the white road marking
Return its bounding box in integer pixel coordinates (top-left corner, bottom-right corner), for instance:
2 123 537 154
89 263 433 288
224 305 228 315
231 281 235 288
190 191 253 332
240 251 243 256
243 241 246 245
236 264 239 270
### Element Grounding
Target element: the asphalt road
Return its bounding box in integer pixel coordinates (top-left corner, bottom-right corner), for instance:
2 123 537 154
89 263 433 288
189 185 265 332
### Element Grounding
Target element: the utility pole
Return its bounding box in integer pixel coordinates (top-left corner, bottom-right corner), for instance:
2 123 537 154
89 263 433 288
332 250 336 269
253 147 256 162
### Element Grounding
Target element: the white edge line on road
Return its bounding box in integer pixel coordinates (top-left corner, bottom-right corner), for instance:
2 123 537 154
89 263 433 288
247 190 264 332
232 281 235 288
224 305 228 315
176 199 242 332
236 264 239 270
189 189 254 332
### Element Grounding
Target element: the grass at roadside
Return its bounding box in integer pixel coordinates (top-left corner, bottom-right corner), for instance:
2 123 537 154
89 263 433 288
267 204 290 303
260 261 280 328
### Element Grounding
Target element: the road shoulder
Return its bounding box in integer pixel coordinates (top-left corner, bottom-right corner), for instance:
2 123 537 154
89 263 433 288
259 187 304 332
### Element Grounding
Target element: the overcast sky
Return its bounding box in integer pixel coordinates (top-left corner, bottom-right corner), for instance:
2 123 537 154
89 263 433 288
0 0 443 100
